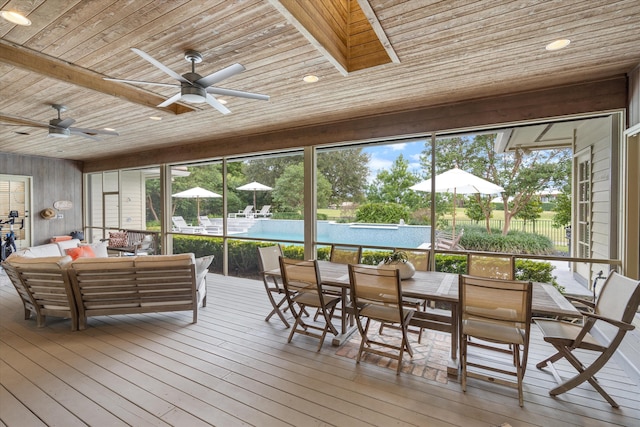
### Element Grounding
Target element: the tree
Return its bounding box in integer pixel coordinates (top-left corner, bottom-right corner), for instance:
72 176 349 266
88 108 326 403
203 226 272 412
244 149 369 207
271 163 332 212
366 154 423 208
420 135 570 235
552 192 572 228
515 196 543 224
316 148 370 204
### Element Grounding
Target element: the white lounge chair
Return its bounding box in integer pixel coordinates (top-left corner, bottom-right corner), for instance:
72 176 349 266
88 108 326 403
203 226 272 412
229 205 253 218
254 205 272 218
198 216 221 233
171 216 204 234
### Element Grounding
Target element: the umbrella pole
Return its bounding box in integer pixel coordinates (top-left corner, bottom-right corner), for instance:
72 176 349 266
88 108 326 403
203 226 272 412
452 189 456 237
253 190 257 213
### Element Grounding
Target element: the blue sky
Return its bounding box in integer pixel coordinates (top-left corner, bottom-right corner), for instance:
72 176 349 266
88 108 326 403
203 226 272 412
362 139 428 182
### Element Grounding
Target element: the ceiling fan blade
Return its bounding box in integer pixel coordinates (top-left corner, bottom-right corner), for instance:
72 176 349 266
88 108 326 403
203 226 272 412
195 63 245 88
206 87 270 101
72 131 101 141
69 127 119 136
205 94 231 115
103 77 179 88
56 118 76 128
131 48 189 83
0 113 48 128
158 92 183 108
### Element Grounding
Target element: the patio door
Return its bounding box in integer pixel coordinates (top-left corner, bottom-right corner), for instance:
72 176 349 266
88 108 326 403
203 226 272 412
0 174 32 250
574 148 591 282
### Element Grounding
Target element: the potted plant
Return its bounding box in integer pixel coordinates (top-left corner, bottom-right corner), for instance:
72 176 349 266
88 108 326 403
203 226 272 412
378 250 416 279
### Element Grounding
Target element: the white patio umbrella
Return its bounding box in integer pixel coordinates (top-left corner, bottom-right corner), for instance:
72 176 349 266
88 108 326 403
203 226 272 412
410 167 504 236
172 186 222 218
236 181 272 211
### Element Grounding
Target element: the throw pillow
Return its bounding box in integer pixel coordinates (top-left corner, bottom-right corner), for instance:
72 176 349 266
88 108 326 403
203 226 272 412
109 231 128 248
65 246 96 260
79 241 109 258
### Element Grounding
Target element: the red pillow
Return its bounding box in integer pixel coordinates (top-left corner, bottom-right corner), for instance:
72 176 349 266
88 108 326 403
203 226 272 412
66 246 96 260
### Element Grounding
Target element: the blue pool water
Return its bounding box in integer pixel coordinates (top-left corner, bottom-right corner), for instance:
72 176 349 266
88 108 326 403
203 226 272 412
235 220 431 248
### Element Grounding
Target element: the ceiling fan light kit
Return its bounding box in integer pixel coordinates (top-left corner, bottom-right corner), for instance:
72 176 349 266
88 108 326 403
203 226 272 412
103 48 269 114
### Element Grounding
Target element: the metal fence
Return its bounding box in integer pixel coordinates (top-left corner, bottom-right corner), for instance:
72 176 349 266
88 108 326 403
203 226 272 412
447 219 567 246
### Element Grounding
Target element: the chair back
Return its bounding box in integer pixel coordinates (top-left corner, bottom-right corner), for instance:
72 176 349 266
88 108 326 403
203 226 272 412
467 253 515 280
329 245 362 264
242 205 254 215
349 265 403 320
198 216 212 226
279 258 322 295
258 205 271 214
595 271 640 323
172 216 189 228
399 249 431 271
257 245 283 273
459 274 532 333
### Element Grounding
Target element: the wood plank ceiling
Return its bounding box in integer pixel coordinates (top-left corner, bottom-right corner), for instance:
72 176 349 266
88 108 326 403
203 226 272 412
0 0 639 164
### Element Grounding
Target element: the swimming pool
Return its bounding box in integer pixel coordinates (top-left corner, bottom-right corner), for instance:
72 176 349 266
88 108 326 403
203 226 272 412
234 220 432 248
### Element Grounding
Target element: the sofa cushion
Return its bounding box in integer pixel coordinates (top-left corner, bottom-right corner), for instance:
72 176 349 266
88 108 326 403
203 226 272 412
79 241 109 258
65 245 96 260
133 253 195 268
6 255 73 269
72 256 136 269
57 239 81 254
24 243 63 258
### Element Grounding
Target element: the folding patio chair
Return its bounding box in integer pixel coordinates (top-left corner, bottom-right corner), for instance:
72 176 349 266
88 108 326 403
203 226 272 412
459 274 533 406
348 264 415 374
279 258 341 351
467 253 515 280
534 271 640 407
257 245 290 327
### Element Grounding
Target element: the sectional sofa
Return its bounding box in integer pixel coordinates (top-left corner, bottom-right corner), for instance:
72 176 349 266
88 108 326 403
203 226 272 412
2 241 212 330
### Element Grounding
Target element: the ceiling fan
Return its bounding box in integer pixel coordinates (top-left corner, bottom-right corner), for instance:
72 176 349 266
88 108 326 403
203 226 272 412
104 48 270 114
0 104 119 140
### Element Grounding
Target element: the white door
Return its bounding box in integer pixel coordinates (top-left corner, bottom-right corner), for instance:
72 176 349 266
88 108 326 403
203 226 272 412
574 148 591 283
0 174 32 250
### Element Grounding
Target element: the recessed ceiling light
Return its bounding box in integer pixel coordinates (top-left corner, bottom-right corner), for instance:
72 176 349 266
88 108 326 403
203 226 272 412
149 116 162 121
545 39 570 51
0 11 31 26
303 75 319 83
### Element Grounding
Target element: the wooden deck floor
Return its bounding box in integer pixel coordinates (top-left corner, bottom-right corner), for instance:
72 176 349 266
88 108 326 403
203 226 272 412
1 271 639 427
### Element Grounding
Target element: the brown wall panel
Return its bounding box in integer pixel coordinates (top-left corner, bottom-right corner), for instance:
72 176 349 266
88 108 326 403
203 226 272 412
84 76 627 172
0 153 83 245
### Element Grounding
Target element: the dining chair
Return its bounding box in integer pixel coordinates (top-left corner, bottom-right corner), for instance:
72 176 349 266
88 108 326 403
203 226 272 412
379 248 430 342
534 271 640 407
459 274 533 406
257 245 290 327
313 244 362 323
348 264 415 374
279 258 341 351
467 253 515 280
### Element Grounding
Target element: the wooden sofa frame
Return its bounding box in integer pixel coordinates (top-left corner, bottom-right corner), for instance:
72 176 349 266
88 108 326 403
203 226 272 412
68 263 198 330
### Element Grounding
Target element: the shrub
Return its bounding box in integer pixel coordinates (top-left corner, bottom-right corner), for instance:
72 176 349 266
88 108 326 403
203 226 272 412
355 202 410 224
459 225 554 255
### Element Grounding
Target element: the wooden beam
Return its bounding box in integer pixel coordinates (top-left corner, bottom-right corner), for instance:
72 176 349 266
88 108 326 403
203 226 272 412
356 0 399 63
0 39 194 115
269 0 349 76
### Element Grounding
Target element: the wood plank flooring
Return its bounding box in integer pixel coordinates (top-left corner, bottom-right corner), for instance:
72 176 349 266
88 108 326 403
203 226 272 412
1 270 639 427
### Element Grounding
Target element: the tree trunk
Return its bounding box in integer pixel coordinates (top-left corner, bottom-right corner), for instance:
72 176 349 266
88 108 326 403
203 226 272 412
147 195 158 222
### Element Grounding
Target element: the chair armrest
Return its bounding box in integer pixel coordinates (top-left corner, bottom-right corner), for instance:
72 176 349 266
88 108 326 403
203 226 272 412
582 311 635 331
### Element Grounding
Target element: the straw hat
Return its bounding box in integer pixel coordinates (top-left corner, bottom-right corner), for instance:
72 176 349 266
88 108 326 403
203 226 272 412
40 208 56 219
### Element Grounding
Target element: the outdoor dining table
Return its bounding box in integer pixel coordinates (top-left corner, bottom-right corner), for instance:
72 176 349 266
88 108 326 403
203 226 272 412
270 260 581 376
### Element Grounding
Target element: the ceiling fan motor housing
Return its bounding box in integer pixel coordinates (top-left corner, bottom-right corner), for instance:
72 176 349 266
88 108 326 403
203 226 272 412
181 72 207 103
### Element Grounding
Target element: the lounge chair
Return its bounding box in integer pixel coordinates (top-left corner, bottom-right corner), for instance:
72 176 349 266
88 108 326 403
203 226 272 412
228 205 253 218
198 216 221 233
254 205 272 218
171 216 204 234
